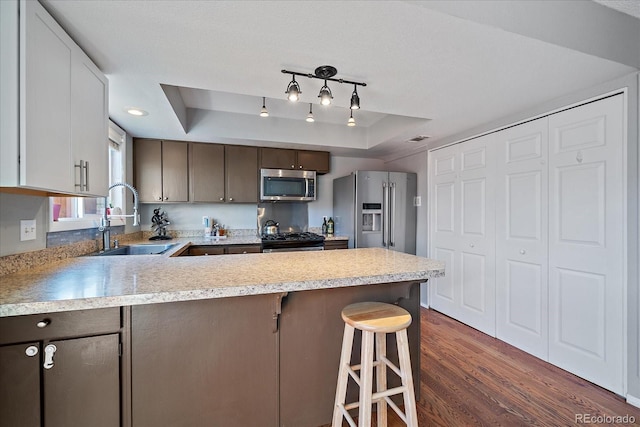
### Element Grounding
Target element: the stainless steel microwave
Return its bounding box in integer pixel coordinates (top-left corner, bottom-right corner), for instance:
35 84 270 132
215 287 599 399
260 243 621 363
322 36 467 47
260 169 316 202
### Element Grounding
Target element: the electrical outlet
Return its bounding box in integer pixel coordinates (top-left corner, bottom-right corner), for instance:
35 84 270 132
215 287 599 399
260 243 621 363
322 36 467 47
413 196 422 207
20 219 36 241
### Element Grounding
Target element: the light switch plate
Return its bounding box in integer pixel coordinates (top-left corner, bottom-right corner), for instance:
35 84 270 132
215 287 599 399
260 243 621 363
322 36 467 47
413 196 422 207
20 219 36 241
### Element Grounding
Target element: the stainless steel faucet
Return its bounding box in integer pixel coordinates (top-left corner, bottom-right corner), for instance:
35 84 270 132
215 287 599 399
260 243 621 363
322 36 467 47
99 182 140 251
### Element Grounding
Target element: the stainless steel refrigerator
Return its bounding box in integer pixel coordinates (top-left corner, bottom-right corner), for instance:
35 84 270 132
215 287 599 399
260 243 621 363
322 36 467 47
333 171 417 254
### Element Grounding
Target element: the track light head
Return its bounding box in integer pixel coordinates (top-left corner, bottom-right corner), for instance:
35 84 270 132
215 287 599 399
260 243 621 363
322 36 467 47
350 86 360 110
348 110 356 127
286 77 301 102
260 97 269 117
319 80 333 106
306 103 314 122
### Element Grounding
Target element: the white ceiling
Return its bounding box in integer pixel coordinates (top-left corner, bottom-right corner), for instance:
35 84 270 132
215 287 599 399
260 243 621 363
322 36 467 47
592 0 640 18
42 0 639 161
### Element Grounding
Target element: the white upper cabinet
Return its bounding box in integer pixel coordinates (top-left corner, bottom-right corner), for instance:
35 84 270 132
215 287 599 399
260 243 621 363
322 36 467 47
71 52 109 196
0 0 108 196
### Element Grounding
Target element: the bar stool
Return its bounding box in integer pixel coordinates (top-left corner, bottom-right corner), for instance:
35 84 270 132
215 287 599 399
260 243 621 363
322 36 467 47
332 302 418 427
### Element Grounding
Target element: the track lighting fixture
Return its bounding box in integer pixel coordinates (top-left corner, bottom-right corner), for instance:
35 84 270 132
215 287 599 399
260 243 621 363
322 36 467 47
286 75 301 102
306 104 315 122
260 97 269 117
318 80 333 106
348 110 356 127
281 65 366 108
350 85 360 110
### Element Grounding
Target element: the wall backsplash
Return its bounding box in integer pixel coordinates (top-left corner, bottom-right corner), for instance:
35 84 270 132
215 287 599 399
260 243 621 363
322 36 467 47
139 203 259 232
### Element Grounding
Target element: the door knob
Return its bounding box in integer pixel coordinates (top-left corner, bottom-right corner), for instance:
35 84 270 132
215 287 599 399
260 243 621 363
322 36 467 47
469 243 475 248
25 346 38 357
520 249 526 255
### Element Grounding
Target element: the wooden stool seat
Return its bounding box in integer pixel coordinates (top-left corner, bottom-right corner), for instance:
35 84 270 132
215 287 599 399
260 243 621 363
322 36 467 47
332 302 418 427
342 302 412 333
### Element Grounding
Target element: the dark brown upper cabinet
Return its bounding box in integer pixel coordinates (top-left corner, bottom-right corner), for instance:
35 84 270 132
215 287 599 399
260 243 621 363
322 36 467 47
134 139 189 203
260 148 330 174
189 142 225 203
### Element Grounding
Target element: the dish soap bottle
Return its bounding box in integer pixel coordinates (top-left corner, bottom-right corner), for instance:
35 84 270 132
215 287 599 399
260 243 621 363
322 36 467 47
327 217 334 236
322 217 328 235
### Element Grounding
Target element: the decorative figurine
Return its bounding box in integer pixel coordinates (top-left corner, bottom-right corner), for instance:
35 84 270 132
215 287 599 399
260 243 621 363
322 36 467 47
150 207 171 240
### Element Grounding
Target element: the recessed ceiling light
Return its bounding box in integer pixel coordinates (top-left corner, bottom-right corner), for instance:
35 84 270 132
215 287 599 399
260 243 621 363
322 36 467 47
125 107 148 116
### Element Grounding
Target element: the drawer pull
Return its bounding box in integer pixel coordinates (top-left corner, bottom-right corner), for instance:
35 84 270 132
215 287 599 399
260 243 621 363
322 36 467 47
36 320 50 328
25 346 38 357
43 344 57 370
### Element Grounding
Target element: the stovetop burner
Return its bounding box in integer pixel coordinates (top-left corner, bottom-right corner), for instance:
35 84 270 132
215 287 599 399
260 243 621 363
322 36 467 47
261 232 325 250
261 232 325 242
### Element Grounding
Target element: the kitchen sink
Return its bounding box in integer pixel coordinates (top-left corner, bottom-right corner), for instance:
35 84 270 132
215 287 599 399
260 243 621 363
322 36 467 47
96 243 178 256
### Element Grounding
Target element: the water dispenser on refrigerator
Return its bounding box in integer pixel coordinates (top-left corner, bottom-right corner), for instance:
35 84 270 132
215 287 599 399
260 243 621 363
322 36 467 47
361 203 381 232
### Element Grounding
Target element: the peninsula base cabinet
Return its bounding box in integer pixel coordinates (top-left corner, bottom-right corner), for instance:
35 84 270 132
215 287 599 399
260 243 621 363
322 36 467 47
429 93 626 395
131 295 281 427
279 281 420 427
130 281 421 427
0 308 123 427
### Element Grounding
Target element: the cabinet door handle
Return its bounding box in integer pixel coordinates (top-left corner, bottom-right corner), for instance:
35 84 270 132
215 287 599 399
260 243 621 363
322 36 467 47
36 319 50 328
75 160 85 190
84 161 89 192
229 197 233 201
157 196 162 201
219 197 224 201
43 344 57 370
164 197 169 201
299 165 303 169
290 164 295 169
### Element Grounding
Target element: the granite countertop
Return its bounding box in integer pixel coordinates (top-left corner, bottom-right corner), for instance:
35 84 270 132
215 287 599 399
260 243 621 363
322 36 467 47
0 247 443 317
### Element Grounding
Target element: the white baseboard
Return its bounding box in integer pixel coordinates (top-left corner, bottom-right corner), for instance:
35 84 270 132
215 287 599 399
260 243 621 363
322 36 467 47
627 394 640 409
420 302 429 309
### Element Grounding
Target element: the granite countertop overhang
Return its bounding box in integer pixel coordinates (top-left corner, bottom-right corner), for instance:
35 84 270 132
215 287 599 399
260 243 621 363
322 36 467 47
0 246 444 317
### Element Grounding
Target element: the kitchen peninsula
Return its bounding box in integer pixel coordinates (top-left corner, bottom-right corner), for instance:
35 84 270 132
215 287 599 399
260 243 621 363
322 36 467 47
0 247 443 427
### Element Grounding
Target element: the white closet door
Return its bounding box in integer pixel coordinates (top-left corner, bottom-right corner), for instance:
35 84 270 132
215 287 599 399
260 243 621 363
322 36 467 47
548 94 625 395
429 135 496 336
457 134 496 335
495 118 549 359
429 143 459 317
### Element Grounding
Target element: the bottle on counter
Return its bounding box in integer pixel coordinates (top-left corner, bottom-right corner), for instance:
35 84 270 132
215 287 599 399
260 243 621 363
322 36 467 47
327 217 334 236
322 217 328 235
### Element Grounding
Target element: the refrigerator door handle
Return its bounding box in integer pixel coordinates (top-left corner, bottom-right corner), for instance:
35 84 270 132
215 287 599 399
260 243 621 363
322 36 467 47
382 182 388 247
389 182 396 247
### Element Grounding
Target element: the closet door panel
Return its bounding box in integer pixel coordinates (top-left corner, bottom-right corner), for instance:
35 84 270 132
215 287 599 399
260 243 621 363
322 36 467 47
495 118 548 359
429 145 460 316
548 94 624 395
456 135 496 335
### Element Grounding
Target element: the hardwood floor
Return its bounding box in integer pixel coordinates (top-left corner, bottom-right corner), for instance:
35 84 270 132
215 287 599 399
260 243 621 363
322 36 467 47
327 308 640 426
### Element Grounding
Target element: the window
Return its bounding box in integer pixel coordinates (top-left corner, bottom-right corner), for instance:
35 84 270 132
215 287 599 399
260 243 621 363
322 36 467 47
49 121 126 231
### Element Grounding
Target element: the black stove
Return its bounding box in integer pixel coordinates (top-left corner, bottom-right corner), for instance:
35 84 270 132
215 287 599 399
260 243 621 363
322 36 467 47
261 232 325 252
